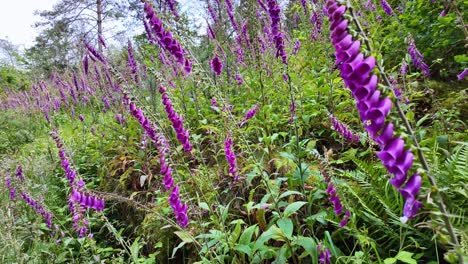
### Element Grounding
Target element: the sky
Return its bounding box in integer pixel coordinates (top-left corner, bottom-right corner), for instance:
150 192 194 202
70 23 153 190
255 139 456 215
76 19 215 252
0 0 58 48
0 0 205 50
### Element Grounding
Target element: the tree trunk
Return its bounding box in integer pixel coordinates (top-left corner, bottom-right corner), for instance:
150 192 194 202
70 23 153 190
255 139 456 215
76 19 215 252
97 0 103 52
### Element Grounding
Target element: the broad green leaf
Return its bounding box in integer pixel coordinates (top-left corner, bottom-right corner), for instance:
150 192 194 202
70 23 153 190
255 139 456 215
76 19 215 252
277 218 293 239
174 231 195 243
283 201 307 217
239 225 258 245
295 236 318 263
395 251 417 264
278 190 303 200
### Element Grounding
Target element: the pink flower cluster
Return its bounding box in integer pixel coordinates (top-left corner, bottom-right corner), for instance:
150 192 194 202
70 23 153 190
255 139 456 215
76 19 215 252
144 2 192 74
159 86 192 153
329 114 359 142
224 134 239 181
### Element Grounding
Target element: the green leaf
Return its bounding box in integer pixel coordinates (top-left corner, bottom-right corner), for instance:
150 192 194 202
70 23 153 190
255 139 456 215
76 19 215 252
278 190 303 200
295 236 318 263
283 201 307 217
277 218 293 239
384 258 397 264
234 244 252 256
174 231 195 243
395 251 417 264
130 237 140 263
239 225 258 245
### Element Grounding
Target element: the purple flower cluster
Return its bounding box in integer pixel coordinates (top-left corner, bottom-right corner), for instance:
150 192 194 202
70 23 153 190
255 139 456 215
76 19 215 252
239 105 260 127
115 113 126 125
457 68 468 80
159 86 192 152
317 244 332 264
124 93 189 228
51 130 103 236
20 192 53 229
293 40 301 56
266 0 287 64
51 132 77 186
166 0 179 18
84 41 107 65
208 3 218 23
5 175 16 200
126 96 160 148
289 99 296 124
325 0 422 220
225 0 238 31
211 97 218 108
399 62 408 76
70 189 105 211
83 55 89 76
69 199 89 238
224 134 239 181
15 165 25 182
329 115 359 142
235 73 243 85
127 41 139 83
311 10 323 41
408 36 430 77
144 2 192 74
210 54 223 76
380 0 393 16
168 185 189 227
323 172 350 227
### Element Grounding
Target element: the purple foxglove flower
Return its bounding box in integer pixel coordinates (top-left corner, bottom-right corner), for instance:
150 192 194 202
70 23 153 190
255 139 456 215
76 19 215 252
380 0 393 16
239 105 259 127
289 99 296 124
293 40 301 55
83 55 89 75
143 19 156 44
310 10 323 41
210 54 223 76
439 8 447 17
21 192 54 229
457 68 468 80
235 73 243 85
325 0 420 220
224 134 239 181
340 211 351 227
408 36 430 77
329 115 359 142
208 3 218 23
98 34 107 48
144 2 191 74
318 245 332 264
166 0 179 18
84 41 107 65
266 0 288 64
127 41 139 83
168 185 189 227
15 165 25 182
10 188 16 200
225 0 238 31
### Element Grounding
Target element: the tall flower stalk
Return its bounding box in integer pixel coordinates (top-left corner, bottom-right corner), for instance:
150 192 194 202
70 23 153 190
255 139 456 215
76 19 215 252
332 2 462 261
325 0 421 221
143 1 192 74
159 86 193 153
123 92 189 228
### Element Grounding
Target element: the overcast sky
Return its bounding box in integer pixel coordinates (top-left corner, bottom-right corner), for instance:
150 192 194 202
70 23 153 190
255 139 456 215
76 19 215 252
0 0 58 48
0 0 205 50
